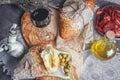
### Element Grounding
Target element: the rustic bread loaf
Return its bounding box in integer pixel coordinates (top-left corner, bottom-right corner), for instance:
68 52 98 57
59 0 94 39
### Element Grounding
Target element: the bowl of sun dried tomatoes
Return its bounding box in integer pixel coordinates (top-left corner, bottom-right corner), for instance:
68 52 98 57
96 3 120 38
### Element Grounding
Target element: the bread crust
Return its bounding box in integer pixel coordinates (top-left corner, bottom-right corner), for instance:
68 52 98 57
36 76 64 80
29 44 48 74
59 11 80 39
84 0 95 10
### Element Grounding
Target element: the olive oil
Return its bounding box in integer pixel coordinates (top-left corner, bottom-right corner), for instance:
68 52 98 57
91 31 116 60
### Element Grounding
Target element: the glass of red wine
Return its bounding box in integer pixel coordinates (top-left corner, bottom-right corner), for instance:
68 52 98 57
30 0 51 28
31 8 51 28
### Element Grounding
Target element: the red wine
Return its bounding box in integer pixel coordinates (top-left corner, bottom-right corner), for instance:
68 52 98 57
31 8 50 27
31 8 49 21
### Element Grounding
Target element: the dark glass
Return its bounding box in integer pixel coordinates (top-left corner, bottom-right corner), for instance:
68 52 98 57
31 8 51 28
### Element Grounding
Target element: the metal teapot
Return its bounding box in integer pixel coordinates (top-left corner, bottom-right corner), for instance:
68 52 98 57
0 24 24 58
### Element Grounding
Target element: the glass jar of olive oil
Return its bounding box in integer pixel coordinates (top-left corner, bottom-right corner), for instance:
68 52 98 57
91 31 116 60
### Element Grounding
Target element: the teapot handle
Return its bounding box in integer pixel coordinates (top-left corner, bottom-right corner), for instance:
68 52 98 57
0 43 9 52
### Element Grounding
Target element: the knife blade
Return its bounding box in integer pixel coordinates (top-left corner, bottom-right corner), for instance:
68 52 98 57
21 78 36 80
116 40 120 53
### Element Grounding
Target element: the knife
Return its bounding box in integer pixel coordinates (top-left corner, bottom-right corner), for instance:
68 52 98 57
116 40 120 53
114 40 120 61
20 76 71 80
21 78 36 80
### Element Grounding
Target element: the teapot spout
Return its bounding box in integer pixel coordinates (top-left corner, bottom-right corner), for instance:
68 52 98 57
0 43 9 52
0 47 3 52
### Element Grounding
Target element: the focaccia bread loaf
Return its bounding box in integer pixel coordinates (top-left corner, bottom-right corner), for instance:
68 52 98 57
21 8 59 47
